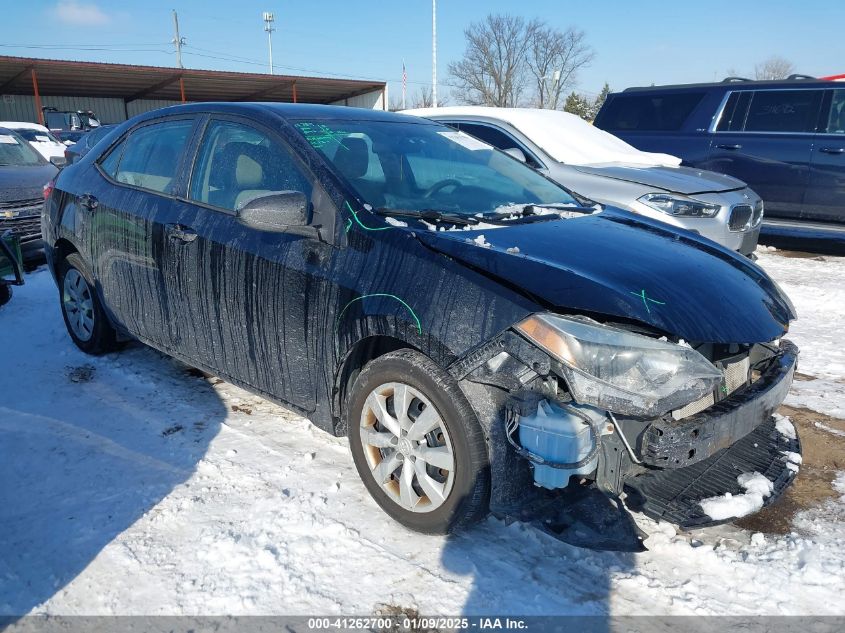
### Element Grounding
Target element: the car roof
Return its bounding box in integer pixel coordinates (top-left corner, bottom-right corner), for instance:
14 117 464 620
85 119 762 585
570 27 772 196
619 78 833 93
136 102 434 125
402 106 585 127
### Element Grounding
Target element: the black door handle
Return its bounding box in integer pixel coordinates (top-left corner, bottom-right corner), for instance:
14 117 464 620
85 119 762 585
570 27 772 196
79 193 98 210
166 223 198 243
716 143 743 150
820 147 845 154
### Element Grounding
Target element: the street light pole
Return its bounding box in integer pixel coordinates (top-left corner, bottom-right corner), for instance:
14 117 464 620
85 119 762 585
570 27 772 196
172 9 184 69
263 12 275 74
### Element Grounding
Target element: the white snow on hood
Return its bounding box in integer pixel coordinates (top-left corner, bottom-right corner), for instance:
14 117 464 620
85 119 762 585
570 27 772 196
403 106 682 168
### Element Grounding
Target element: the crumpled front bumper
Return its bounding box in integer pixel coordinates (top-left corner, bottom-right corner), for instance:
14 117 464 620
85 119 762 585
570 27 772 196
622 340 800 528
638 340 797 469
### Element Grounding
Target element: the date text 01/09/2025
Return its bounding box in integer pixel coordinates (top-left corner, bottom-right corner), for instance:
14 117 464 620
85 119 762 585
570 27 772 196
306 617 528 630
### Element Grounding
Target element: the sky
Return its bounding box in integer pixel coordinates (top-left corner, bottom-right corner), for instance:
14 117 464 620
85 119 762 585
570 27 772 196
2 0 844 104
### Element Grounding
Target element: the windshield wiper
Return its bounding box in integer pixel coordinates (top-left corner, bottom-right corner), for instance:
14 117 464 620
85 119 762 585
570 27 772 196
374 207 480 227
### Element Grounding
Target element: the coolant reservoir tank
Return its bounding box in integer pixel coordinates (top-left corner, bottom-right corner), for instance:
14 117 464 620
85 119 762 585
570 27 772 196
518 400 600 489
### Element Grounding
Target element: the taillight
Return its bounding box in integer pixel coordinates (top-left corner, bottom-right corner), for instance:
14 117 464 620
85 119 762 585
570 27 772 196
43 179 56 200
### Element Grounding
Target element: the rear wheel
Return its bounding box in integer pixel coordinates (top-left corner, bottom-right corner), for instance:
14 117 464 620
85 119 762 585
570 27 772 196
0 283 11 307
347 349 490 534
59 253 120 355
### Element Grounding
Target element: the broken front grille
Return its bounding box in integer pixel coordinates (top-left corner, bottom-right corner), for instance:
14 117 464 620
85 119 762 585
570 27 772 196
672 353 750 420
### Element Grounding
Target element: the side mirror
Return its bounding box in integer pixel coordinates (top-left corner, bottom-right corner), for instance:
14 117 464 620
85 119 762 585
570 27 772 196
503 147 527 163
236 191 310 233
50 155 67 168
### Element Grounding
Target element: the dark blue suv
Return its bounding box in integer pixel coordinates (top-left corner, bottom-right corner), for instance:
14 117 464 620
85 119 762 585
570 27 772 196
594 78 845 242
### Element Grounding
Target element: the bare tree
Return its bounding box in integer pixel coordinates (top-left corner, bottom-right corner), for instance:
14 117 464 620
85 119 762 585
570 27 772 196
526 26 594 109
754 56 796 80
448 14 541 106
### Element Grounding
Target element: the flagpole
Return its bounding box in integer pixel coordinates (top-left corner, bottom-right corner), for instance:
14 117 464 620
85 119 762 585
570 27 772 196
402 59 406 110
432 0 437 107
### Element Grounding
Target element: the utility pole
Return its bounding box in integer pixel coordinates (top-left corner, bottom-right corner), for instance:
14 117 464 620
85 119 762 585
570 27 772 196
172 9 184 69
263 12 275 74
431 0 437 107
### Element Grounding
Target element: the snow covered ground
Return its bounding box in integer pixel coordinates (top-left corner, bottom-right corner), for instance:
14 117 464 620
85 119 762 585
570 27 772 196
1 247 845 616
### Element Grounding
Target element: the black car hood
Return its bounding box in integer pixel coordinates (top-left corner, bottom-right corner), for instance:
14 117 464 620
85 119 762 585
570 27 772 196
573 164 745 195
0 164 57 203
415 210 794 344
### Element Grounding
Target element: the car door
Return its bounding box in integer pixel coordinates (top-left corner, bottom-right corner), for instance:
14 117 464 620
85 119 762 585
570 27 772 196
87 116 198 349
165 116 332 411
805 89 845 224
706 88 823 219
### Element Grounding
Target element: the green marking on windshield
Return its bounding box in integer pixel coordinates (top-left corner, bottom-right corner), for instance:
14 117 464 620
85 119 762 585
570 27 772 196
344 201 393 232
294 121 349 150
630 289 666 314
336 293 422 335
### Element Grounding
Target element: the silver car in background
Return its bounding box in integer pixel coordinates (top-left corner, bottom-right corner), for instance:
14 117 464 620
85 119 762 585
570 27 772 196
405 106 763 256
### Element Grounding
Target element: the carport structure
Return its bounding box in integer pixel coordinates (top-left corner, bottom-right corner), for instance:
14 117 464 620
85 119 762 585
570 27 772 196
0 56 387 124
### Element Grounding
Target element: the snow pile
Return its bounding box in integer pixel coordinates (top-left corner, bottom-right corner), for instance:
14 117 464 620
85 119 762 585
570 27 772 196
699 473 774 521
403 106 682 167
775 413 797 440
384 217 408 227
471 234 492 248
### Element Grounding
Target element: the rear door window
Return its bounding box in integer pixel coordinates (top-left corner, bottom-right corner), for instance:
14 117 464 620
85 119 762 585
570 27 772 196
597 92 705 131
743 90 823 133
113 119 194 194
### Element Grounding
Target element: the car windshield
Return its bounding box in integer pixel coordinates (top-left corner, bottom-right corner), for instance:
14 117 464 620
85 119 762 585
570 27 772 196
292 118 576 216
12 127 61 144
0 130 44 166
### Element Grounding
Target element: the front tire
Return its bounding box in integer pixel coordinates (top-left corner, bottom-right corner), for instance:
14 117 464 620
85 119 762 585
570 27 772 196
59 253 120 355
347 349 490 534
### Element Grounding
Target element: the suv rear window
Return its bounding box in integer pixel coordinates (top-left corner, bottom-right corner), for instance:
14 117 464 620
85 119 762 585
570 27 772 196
598 92 705 131
742 90 823 133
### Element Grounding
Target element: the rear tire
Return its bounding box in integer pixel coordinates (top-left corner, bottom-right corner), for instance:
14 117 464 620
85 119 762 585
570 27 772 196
0 283 11 307
346 349 490 534
59 253 120 355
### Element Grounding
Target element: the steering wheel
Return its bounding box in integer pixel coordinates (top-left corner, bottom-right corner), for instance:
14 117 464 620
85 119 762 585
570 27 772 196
423 178 462 199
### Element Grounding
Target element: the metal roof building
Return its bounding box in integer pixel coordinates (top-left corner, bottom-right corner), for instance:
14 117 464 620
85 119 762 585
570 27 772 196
0 56 387 125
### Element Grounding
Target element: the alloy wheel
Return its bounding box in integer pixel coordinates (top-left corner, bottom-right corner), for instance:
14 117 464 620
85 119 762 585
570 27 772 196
63 268 95 342
359 381 456 513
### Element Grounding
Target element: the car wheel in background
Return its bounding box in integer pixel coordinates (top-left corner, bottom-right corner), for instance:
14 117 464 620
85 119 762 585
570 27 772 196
59 253 120 354
347 349 491 534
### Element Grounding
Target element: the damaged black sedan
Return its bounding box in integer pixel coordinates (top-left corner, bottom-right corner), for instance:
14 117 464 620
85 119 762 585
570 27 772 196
42 103 800 543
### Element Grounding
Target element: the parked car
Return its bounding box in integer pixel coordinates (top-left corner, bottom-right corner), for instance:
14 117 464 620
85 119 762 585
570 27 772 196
0 231 24 306
0 121 67 163
0 127 58 262
64 124 117 165
44 103 800 538
594 77 845 242
405 106 763 256
42 107 102 143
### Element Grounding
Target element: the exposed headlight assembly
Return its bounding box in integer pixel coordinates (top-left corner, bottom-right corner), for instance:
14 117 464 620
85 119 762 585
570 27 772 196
638 193 720 218
515 314 723 417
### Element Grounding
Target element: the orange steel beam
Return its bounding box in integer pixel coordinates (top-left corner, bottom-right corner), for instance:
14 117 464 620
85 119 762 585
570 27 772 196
31 68 44 125
179 76 186 104
292 79 297 103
